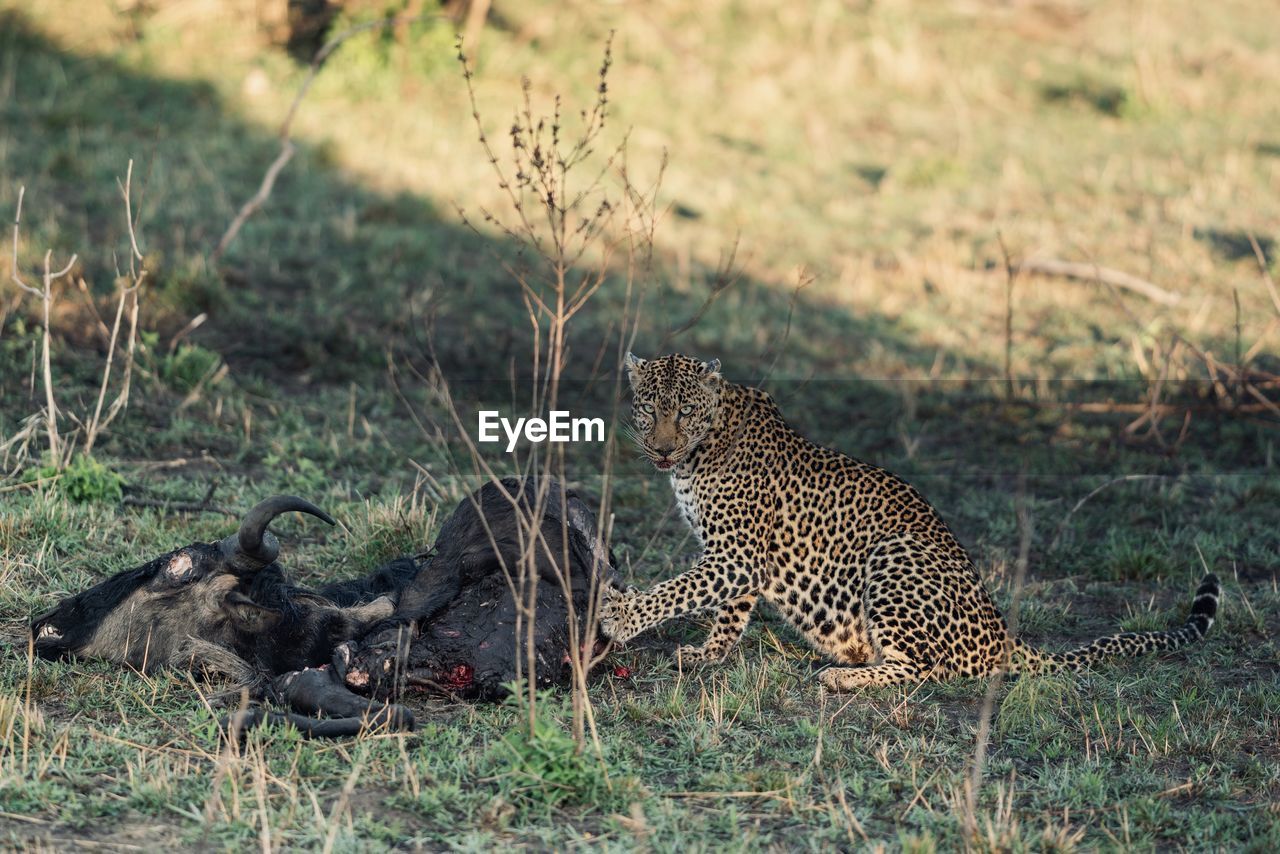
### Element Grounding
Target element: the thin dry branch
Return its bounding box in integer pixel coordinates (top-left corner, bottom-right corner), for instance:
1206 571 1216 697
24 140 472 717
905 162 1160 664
963 479 1032 841
412 36 648 760
10 186 79 464
757 266 815 386
1017 257 1181 306
997 231 1020 399
1071 400 1278 416
660 235 746 348
211 141 295 264
1047 474 1168 552
85 160 146 455
212 13 437 264
1248 233 1280 319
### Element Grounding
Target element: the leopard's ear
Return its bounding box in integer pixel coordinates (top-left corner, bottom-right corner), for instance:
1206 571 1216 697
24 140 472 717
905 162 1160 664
624 352 647 385
701 358 721 379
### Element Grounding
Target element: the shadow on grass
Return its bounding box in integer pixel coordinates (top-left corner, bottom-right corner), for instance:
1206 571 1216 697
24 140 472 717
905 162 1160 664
3 10 1277 584
0 11 935 427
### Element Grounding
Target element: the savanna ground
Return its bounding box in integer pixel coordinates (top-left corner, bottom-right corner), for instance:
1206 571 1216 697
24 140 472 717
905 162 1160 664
1 0 1279 849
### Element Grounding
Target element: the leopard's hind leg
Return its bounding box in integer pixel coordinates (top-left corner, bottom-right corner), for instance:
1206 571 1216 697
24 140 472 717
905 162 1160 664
819 659 927 690
816 536 956 691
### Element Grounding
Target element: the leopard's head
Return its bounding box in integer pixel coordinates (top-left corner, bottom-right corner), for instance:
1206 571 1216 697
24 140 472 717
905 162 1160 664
624 353 723 471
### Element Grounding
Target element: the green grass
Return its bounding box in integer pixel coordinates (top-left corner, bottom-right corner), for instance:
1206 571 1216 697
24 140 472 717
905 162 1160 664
2 0 1279 848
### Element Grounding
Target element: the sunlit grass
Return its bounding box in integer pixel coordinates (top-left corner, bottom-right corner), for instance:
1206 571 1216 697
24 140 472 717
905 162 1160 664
1 0 1278 848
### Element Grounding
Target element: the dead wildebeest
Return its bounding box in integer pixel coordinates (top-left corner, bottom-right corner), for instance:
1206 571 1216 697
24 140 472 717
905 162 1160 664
332 476 621 703
30 478 620 737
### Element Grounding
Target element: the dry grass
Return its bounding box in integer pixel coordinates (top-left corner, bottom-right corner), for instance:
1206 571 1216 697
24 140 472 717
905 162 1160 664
1 0 1278 848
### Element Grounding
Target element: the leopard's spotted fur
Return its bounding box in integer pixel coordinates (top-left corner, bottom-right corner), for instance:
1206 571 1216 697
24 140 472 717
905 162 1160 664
599 354 1220 689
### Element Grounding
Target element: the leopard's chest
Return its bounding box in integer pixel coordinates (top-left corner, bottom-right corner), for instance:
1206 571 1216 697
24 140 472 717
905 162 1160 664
670 471 705 545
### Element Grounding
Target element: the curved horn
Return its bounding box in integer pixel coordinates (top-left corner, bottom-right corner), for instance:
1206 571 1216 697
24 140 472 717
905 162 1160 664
221 495 335 570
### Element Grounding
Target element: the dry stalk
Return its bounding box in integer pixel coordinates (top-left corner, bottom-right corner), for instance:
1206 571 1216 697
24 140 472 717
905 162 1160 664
212 12 441 264
8 163 149 471
659 234 746 349
10 186 78 466
1016 257 1181 306
461 0 492 54
83 159 146 455
1247 233 1280 319
996 231 1019 400
400 36 657 760
963 476 1032 844
757 266 815 387
1047 474 1168 552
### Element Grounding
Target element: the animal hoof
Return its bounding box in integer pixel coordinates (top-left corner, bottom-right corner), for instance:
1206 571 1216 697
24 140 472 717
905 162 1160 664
331 641 357 677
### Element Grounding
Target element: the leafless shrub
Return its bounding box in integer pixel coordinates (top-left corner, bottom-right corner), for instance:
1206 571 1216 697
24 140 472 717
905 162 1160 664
1060 241 1280 447
8 186 77 467
395 35 661 759
3 162 146 475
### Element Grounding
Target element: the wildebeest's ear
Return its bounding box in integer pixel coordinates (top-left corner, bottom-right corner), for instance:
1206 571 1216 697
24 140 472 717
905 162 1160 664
223 591 282 632
624 352 646 386
701 358 721 378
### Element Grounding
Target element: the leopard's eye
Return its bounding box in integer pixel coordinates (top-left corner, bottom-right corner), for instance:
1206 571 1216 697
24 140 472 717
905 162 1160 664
679 404 695 416
638 402 655 415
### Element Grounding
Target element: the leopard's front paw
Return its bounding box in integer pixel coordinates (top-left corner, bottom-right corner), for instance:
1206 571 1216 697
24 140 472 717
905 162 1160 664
598 586 642 644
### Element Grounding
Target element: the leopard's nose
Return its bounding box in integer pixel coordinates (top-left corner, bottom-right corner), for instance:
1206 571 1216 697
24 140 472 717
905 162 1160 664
653 441 676 456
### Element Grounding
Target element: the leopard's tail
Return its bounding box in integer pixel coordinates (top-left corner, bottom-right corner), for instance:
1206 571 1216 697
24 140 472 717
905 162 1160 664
1010 574 1219 675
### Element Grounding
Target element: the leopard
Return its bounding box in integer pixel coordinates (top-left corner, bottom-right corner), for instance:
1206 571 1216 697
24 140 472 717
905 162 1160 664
598 353 1220 690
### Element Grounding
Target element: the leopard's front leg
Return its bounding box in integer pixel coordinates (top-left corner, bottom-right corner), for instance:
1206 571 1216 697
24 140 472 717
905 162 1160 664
599 555 757 645
677 592 759 664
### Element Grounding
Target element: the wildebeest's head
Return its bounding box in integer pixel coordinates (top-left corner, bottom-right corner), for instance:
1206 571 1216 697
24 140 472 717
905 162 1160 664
31 497 334 675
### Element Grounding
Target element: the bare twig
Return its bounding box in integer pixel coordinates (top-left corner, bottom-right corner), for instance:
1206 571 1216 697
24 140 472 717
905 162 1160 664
211 142 295 264
1071 400 1280 416
421 36 644 760
997 231 1019 399
1016 257 1181 306
10 187 35 296
1124 337 1180 445
963 477 1032 842
758 266 815 386
211 13 438 264
660 234 746 347
1248 233 1280 319
85 160 146 456
462 0 492 53
1047 474 1168 552
11 186 78 464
